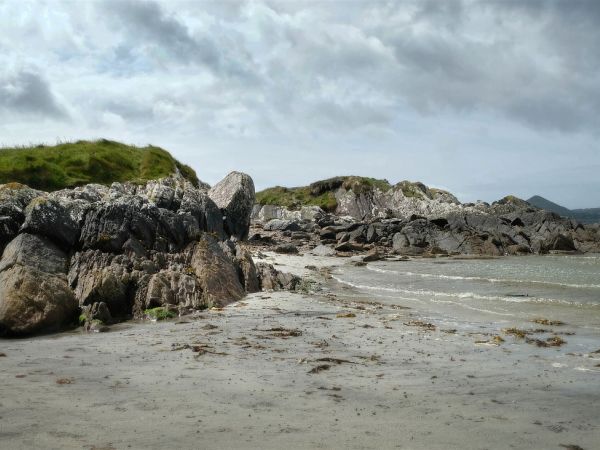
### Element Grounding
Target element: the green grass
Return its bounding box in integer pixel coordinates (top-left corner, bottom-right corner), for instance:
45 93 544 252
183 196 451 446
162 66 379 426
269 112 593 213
256 176 391 212
0 139 199 191
144 307 177 321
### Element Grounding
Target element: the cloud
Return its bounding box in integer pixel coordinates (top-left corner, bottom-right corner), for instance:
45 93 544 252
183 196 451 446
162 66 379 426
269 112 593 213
0 70 68 119
0 0 599 206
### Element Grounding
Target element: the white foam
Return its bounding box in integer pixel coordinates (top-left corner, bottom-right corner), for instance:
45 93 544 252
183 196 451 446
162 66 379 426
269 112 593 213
332 275 588 307
366 265 600 289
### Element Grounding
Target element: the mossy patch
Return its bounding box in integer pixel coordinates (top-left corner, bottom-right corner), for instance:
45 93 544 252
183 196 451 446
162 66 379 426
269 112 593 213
0 139 199 191
144 307 177 321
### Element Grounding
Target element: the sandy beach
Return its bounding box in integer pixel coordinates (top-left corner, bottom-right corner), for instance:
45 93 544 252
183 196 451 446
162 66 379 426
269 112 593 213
1 253 599 450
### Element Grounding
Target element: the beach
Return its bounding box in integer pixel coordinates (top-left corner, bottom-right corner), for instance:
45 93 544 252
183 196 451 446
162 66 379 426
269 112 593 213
1 253 599 450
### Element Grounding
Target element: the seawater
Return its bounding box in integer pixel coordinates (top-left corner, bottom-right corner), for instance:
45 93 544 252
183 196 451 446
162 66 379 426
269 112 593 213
332 255 600 333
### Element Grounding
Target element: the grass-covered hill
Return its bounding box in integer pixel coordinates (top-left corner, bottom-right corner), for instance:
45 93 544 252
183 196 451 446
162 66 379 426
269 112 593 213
256 176 461 212
0 139 199 191
255 176 392 212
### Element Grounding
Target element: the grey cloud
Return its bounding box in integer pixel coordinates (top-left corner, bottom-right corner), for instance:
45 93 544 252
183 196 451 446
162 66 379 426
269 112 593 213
103 0 219 66
0 71 68 119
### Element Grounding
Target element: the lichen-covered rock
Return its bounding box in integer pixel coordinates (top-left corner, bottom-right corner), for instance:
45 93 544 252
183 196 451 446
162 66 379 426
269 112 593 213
0 234 76 336
139 270 204 312
79 196 196 253
0 183 42 253
256 262 301 291
209 171 255 240
191 235 245 306
21 197 81 248
0 173 300 336
0 233 68 274
0 266 78 336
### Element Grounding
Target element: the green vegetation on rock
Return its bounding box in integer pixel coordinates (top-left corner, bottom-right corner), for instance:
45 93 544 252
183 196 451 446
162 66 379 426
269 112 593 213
144 307 177 321
0 139 199 191
256 176 391 212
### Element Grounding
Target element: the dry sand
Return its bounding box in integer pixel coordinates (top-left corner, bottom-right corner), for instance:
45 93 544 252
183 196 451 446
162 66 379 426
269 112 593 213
1 253 599 449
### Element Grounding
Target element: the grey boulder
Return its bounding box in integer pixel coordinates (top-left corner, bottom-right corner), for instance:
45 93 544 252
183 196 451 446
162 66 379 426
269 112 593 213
209 171 255 240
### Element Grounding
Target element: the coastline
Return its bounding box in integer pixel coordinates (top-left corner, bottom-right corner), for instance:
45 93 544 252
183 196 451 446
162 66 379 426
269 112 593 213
1 253 599 449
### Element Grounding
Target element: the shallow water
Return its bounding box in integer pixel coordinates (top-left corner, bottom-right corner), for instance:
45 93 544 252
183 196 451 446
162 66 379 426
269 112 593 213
332 254 600 337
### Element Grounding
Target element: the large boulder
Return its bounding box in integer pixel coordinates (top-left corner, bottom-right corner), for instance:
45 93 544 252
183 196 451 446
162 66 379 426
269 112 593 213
0 234 77 336
20 197 81 248
190 234 246 306
209 172 255 240
0 233 68 274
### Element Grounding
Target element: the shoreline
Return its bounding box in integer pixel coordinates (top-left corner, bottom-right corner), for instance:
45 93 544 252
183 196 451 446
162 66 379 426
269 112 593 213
1 253 599 449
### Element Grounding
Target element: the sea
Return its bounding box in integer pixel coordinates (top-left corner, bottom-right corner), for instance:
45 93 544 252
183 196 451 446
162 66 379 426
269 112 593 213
331 254 600 346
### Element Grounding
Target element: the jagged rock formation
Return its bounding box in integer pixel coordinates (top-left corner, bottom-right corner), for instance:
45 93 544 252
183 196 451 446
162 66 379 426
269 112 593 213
209 172 255 240
252 179 600 256
0 173 295 337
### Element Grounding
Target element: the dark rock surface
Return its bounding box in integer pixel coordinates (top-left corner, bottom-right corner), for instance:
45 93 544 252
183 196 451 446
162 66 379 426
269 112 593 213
251 184 600 257
0 173 291 337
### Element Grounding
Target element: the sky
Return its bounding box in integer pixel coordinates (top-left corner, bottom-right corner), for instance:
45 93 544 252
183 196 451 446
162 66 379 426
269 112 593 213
0 0 599 208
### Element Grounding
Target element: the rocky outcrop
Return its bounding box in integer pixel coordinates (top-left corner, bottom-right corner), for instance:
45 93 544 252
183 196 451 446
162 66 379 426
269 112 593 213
251 180 600 256
209 172 255 240
0 172 292 337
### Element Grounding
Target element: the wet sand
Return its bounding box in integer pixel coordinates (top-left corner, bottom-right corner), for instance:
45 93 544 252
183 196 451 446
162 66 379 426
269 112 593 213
1 254 599 450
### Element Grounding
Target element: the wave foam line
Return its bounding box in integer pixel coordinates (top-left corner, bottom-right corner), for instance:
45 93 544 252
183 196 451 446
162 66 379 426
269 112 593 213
366 266 600 289
332 275 589 307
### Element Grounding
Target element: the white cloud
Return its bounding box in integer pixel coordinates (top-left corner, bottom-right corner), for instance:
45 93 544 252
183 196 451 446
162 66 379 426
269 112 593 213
0 0 598 207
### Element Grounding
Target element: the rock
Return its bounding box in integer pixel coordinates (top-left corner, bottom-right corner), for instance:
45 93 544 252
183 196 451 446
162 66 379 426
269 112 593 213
0 234 78 336
252 204 325 222
139 270 203 312
0 183 42 253
334 242 363 252
362 249 382 262
256 263 300 291
209 171 255 240
274 244 299 254
264 219 301 232
291 231 311 240
0 232 77 335
180 189 225 239
81 302 112 324
20 197 81 248
0 233 68 275
0 266 78 336
233 246 260 293
310 244 335 256
337 232 350 243
79 197 194 253
536 233 577 253
190 235 245 307
319 227 338 240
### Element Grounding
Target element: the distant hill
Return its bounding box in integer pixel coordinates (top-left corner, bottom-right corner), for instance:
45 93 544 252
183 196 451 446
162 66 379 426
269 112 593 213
527 195 600 224
0 139 199 191
526 195 572 216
